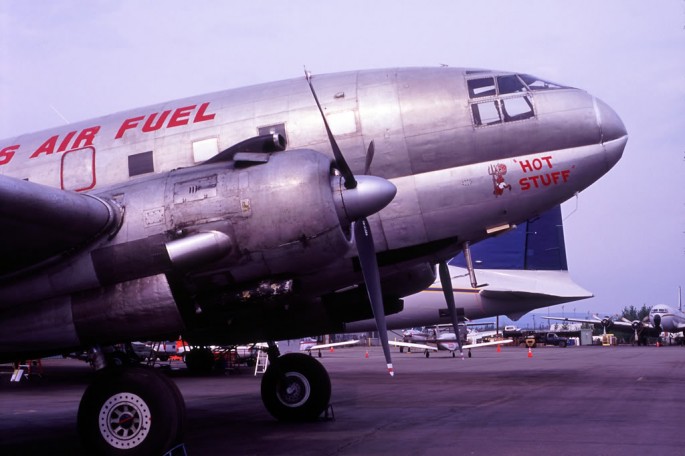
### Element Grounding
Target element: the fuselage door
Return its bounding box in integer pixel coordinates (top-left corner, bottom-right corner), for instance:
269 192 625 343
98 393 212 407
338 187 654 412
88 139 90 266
61 146 96 191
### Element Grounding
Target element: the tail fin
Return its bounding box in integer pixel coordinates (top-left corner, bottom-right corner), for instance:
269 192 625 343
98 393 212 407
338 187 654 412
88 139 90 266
449 205 568 271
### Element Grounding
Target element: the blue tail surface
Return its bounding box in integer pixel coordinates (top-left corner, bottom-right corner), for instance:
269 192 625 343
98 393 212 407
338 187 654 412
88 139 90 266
449 206 567 271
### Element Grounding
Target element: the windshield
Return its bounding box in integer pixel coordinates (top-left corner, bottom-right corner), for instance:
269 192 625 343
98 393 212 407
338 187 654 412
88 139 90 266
519 74 568 90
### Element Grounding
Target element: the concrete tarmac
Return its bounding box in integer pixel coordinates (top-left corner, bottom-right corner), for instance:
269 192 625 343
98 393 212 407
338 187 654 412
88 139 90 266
1 345 684 455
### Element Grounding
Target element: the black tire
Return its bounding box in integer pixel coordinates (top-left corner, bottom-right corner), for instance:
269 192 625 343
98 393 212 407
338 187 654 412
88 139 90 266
184 347 215 374
106 350 130 367
261 353 331 422
77 366 185 456
559 341 567 348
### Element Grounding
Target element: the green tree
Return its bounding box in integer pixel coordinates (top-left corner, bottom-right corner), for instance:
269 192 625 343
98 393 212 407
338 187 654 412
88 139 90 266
621 304 651 321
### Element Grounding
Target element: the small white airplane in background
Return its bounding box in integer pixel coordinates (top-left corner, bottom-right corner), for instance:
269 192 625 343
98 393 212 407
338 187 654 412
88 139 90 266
299 338 360 357
390 326 513 358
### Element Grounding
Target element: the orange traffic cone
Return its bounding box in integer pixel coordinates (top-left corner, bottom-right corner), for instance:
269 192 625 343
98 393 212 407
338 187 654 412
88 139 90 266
496 344 501 353
365 350 369 359
330 346 334 353
527 347 533 358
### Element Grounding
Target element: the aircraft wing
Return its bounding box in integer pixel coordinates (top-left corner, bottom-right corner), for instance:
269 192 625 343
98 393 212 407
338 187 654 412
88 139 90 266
542 316 605 325
0 174 118 276
309 340 360 350
389 340 438 351
389 339 512 351
462 339 513 349
542 315 645 331
479 288 591 301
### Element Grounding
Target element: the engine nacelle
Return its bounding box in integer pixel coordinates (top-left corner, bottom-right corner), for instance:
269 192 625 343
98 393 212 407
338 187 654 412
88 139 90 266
0 148 398 357
601 317 614 329
89 148 353 285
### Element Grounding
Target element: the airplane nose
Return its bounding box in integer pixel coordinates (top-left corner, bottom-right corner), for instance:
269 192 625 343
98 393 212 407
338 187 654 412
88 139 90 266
653 314 661 327
593 97 627 142
593 97 627 169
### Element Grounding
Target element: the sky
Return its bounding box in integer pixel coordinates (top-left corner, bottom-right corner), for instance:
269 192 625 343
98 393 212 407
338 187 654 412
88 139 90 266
0 0 683 318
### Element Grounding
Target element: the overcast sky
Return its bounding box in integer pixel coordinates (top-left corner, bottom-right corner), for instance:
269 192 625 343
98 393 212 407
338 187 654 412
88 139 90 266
1 1 683 317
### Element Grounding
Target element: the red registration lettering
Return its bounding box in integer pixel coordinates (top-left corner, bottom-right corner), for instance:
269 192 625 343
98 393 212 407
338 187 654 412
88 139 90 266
31 135 59 158
0 145 19 166
194 102 215 123
72 126 100 149
115 115 145 139
167 105 195 128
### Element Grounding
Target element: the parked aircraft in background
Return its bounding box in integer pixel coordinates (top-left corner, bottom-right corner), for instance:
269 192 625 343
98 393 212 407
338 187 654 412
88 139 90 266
544 302 685 345
390 332 513 358
299 338 360 356
391 323 512 358
0 67 625 454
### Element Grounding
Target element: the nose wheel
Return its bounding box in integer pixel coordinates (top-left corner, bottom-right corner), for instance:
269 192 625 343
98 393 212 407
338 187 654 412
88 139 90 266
260 353 331 421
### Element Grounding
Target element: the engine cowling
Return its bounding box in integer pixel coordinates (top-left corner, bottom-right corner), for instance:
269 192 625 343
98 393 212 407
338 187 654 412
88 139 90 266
0 148 398 357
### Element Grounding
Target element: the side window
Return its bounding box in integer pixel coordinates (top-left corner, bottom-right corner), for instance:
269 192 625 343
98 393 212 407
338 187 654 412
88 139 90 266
467 78 496 98
500 96 534 122
128 151 154 177
471 101 501 126
192 138 219 163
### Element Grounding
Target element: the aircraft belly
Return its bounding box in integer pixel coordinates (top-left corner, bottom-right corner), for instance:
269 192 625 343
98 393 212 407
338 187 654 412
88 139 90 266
72 274 184 345
0 274 185 357
0 296 79 354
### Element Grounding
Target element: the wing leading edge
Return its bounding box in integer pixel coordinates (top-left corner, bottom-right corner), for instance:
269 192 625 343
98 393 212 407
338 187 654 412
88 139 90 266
0 175 119 277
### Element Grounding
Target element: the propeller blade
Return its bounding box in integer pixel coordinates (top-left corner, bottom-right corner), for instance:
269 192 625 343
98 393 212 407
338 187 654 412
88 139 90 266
439 261 464 358
355 218 394 376
305 70 357 189
364 140 375 175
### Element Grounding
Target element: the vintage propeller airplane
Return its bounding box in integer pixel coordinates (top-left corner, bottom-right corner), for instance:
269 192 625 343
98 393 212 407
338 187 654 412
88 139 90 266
0 66 626 454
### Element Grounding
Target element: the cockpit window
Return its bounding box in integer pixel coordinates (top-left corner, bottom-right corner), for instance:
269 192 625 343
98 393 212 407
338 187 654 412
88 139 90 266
467 78 496 98
497 75 527 94
467 74 536 127
519 74 567 91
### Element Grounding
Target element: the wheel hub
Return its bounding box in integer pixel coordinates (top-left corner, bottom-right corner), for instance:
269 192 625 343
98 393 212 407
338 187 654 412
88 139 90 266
278 372 311 408
99 392 151 449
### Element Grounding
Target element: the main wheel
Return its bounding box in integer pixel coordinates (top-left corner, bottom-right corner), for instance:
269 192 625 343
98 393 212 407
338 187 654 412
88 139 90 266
260 353 330 421
77 366 185 455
